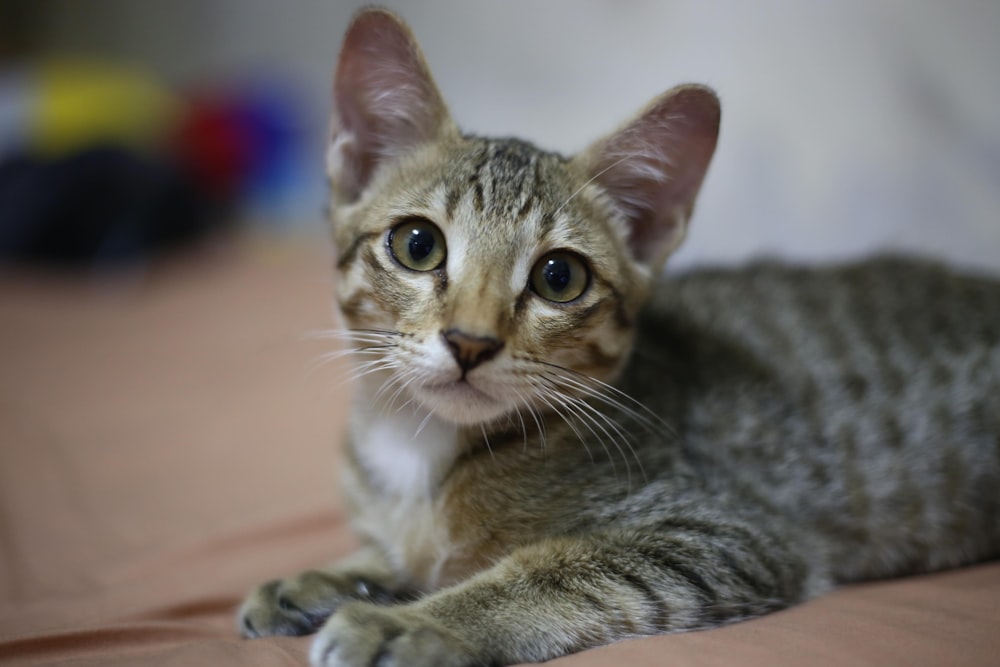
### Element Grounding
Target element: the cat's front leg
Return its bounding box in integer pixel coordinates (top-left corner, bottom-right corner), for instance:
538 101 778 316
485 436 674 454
238 546 408 638
310 526 828 667
310 602 478 667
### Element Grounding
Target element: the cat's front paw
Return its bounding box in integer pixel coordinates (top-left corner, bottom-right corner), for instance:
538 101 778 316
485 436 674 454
310 602 479 667
239 570 395 638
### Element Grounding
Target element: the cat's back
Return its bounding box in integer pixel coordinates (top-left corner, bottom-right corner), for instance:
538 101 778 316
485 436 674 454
642 255 1000 453
664 256 1000 359
629 256 1000 579
642 256 1000 401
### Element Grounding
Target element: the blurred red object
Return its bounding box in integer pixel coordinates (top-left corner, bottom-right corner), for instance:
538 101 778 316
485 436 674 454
172 95 254 201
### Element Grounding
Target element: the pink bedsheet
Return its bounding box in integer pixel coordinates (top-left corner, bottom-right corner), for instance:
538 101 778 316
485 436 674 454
1 241 997 666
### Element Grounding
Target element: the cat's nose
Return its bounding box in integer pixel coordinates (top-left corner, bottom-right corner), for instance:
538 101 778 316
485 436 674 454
441 329 503 374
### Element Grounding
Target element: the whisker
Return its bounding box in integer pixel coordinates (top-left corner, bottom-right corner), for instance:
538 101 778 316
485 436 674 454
305 327 402 338
540 380 625 476
518 364 650 487
304 328 402 384
308 331 400 356
413 407 436 438
336 358 400 388
308 345 396 374
558 388 648 486
532 359 674 436
378 366 418 408
552 152 640 219
528 381 601 468
480 423 496 461
512 387 548 457
578 375 674 435
512 403 528 454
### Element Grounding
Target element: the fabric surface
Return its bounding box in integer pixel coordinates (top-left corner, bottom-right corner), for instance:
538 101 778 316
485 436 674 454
1 240 998 666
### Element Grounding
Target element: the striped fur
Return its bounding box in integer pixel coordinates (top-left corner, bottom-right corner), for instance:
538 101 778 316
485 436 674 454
239 9 1000 667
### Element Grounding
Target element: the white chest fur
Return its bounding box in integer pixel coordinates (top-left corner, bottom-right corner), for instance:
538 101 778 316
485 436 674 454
359 407 461 499
346 401 464 589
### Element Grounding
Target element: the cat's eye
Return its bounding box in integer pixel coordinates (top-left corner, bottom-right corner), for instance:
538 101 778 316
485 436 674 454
530 251 590 303
388 218 447 272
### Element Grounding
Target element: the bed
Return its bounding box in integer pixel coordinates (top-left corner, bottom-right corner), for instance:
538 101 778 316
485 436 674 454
2 240 997 666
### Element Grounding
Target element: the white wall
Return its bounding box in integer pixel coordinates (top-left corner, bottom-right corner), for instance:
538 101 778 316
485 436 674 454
40 0 1000 271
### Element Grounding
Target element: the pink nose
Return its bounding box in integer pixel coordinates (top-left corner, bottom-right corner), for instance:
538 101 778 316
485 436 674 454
441 329 503 373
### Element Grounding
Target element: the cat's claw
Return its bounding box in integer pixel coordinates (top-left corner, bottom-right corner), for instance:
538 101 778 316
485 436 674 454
310 602 479 667
239 578 327 638
239 570 387 638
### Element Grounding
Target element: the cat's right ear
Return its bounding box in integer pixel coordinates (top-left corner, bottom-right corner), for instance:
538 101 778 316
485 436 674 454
328 9 455 203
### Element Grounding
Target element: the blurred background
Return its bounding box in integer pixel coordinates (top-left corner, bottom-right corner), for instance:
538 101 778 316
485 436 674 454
1 0 998 272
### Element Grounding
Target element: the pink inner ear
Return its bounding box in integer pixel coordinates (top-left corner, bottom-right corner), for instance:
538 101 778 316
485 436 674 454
589 86 720 266
329 9 450 200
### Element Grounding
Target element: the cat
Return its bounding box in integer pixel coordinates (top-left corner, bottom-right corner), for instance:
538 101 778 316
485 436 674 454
238 8 1000 667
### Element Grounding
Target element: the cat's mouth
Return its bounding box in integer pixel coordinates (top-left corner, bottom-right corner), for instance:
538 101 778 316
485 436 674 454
422 378 491 400
416 378 509 424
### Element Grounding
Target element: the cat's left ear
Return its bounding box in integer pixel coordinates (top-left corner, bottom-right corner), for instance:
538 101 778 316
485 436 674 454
574 85 720 270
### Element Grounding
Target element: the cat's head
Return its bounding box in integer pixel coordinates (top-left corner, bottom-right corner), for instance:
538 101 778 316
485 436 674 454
327 9 719 426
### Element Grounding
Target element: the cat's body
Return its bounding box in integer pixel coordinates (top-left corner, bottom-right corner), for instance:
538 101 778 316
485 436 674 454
239 9 1000 666
344 257 1000 596
630 258 1000 582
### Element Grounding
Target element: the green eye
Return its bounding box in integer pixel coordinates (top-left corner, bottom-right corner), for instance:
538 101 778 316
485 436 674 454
388 218 447 271
530 251 590 303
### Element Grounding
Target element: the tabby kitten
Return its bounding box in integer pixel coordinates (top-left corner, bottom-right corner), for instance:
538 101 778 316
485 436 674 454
239 8 1000 666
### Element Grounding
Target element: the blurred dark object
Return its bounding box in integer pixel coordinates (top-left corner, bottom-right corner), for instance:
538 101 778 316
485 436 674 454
0 56 314 269
0 1 40 62
0 145 225 267
0 58 235 269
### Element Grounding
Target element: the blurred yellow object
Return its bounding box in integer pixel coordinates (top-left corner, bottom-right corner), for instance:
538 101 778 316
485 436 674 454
33 59 180 159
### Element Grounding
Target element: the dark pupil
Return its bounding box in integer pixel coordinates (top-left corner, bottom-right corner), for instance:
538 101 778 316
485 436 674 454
543 258 571 292
408 228 435 261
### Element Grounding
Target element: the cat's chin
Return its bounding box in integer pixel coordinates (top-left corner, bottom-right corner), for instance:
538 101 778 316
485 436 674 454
415 380 512 425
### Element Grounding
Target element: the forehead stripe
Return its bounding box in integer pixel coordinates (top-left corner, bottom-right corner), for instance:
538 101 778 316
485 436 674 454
337 231 379 269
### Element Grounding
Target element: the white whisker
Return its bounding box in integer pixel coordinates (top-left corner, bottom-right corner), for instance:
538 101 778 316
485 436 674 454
413 408 436 438
480 423 495 461
512 404 528 454
512 386 548 456
333 356 394 382
304 327 402 341
539 380 623 475
512 357 656 488
306 328 403 386
552 152 640 219
559 388 648 486
379 367 419 409
533 359 674 437
308 346 395 373
528 381 601 468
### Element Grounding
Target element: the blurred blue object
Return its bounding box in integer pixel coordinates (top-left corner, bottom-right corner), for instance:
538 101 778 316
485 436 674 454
176 77 321 228
0 68 33 157
237 80 314 222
